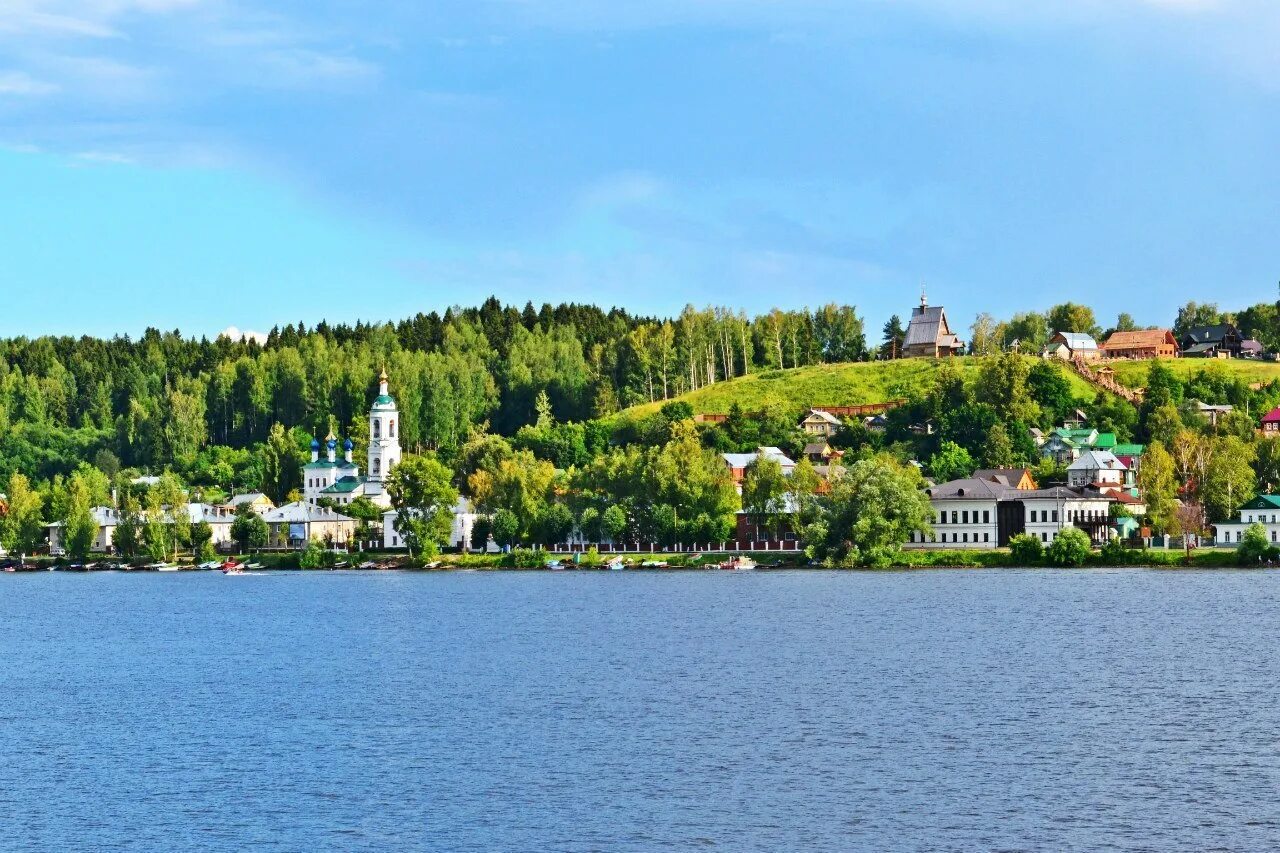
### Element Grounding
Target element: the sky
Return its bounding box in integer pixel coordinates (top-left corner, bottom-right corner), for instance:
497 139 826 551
1 0 1278 339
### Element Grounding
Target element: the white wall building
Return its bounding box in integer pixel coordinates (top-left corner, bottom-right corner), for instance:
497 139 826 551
302 369 402 509
1214 496 1280 546
1067 450 1128 489
382 498 480 551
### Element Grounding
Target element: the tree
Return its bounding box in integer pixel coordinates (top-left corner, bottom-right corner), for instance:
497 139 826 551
0 473 43 558
151 473 188 561
1174 499 1206 555
113 498 142 559
880 315 906 359
980 423 1018 469
1254 436 1280 492
1138 441 1178 533
1201 435 1256 523
1114 313 1138 333
974 352 1039 425
1045 527 1091 567
1145 403 1182 447
386 454 460 558
804 457 933 567
741 452 790 536
230 503 268 553
1027 361 1075 427
1173 301 1221 340
926 441 974 484
969 313 1001 357
63 472 97 560
534 502 574 547
1046 303 1100 338
601 504 628 543
1008 532 1044 564
190 520 214 562
491 508 519 547
261 422 304 505
1001 312 1049 353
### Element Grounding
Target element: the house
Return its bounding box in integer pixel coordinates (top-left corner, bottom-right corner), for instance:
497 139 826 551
1043 332 1100 362
182 503 236 547
799 409 842 437
902 292 964 358
972 468 1037 490
1262 407 1280 435
382 498 480 551
721 447 796 485
1099 329 1179 359
803 440 842 465
1112 443 1145 473
1213 495 1280 546
1194 401 1234 427
1067 450 1128 489
909 477 1114 549
1241 339 1264 359
262 501 356 549
224 493 274 515
1037 426 1117 463
47 506 121 554
1181 323 1242 358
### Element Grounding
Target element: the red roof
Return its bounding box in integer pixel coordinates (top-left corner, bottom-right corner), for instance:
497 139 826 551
1263 407 1280 424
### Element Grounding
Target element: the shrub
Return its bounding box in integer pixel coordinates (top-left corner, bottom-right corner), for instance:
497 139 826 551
1046 527 1092 567
1236 523 1280 566
298 541 334 570
1008 533 1044 565
502 547 544 569
1098 536 1133 566
577 546 602 568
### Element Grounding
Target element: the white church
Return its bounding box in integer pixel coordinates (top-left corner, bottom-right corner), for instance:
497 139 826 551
302 368 402 509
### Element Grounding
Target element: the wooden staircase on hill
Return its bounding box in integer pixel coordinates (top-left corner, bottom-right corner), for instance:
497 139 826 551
1070 357 1144 405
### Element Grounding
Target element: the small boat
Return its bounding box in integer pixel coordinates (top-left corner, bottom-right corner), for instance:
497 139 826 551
545 559 564 571
640 560 669 568
222 561 245 575
359 561 378 569
199 561 221 570
607 558 626 571
152 563 180 572
719 556 757 571
245 562 263 570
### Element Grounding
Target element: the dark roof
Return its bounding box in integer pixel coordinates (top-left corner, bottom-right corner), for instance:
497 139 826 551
972 468 1031 486
1183 323 1237 343
1101 329 1176 350
904 305 952 348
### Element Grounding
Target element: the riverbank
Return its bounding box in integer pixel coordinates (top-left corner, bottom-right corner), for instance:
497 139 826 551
1 548 1255 571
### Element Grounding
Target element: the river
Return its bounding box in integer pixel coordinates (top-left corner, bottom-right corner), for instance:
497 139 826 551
3 569 1279 851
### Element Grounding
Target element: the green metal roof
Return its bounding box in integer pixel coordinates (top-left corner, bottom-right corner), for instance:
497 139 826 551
372 395 396 406
1113 443 1145 457
304 460 339 470
1240 495 1280 510
320 476 366 494
1093 432 1117 449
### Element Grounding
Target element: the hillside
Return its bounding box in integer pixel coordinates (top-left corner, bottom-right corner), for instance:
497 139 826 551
614 356 1102 421
1105 357 1280 390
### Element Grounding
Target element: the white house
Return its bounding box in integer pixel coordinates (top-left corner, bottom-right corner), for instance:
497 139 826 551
47 502 235 554
910 477 1115 549
1067 450 1128 489
721 447 796 488
223 493 274 515
1214 495 1280 546
382 498 480 551
47 506 121 553
262 501 356 549
1043 331 1100 361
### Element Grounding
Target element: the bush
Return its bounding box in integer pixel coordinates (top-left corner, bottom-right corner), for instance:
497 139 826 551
1008 533 1044 565
1236 523 1280 566
298 541 334 570
1046 527 1092 567
577 546 602 568
501 547 544 569
1097 536 1133 566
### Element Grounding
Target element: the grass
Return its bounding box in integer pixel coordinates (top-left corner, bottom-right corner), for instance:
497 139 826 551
615 356 1101 421
1104 357 1280 390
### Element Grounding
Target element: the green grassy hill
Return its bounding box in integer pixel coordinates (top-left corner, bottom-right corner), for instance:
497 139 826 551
1105 357 1280 390
614 356 1101 421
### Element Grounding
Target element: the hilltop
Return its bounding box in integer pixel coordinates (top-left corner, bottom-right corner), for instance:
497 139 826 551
613 356 1103 422
1104 357 1280 391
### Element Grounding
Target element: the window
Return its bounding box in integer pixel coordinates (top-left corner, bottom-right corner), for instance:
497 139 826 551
373 420 381 439
372 459 381 476
951 511 958 524
983 511 990 524
1052 511 1059 523
963 533 968 543
1042 532 1048 542
390 419 396 438
963 511 969 524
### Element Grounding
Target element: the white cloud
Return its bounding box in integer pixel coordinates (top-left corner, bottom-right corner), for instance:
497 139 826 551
218 325 269 345
0 70 59 95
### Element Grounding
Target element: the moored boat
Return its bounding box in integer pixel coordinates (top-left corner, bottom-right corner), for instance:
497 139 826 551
719 556 757 571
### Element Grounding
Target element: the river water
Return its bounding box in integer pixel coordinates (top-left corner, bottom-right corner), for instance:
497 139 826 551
3 569 1280 851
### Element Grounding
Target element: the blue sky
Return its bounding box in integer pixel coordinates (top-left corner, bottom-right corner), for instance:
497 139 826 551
1 0 1278 339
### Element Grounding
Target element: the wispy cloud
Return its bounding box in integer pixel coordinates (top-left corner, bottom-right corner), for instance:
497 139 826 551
0 70 59 95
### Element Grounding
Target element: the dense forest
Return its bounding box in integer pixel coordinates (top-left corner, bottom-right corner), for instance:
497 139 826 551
0 298 868 493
